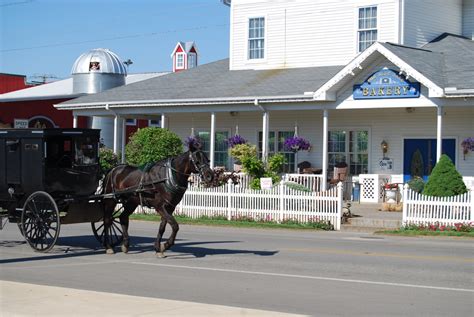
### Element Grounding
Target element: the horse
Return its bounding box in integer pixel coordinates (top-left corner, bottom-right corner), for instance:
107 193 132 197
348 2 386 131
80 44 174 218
101 141 214 257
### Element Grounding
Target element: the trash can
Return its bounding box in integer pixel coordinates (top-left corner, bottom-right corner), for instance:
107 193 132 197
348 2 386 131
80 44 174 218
352 182 360 202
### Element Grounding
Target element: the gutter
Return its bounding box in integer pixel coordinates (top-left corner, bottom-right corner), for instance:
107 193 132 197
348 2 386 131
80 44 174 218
0 93 84 103
54 94 315 110
444 88 474 98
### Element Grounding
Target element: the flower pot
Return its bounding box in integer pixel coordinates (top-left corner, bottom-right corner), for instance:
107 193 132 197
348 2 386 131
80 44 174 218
385 189 397 203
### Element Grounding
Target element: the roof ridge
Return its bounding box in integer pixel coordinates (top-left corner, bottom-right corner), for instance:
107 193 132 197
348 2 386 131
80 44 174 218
384 42 433 53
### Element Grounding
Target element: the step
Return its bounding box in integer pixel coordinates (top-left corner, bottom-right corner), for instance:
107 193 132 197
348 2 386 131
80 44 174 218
345 217 402 229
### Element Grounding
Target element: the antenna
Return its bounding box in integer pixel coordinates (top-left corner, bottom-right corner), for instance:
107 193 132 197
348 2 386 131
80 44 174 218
123 59 133 71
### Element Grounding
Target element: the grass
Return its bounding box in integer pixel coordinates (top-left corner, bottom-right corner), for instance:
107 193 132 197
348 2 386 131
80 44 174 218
130 213 334 231
377 229 474 238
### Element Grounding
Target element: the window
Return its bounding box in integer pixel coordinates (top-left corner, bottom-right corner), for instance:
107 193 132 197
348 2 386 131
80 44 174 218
197 131 229 169
188 53 197 69
258 130 295 173
248 17 265 59
125 118 136 126
176 53 184 69
358 6 377 52
328 130 369 176
148 119 161 128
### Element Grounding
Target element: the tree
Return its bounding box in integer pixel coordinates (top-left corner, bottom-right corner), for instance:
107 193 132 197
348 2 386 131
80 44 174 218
410 149 424 178
125 127 183 166
423 154 467 197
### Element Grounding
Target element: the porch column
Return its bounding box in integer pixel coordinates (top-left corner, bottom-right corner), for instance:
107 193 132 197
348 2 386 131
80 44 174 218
73 115 78 128
161 114 166 129
113 115 120 155
322 110 329 191
210 112 216 169
121 118 126 163
262 111 270 163
436 106 443 162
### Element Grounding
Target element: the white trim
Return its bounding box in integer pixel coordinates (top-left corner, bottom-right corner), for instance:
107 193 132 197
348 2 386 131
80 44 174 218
176 53 185 70
148 118 161 128
246 14 267 64
313 42 445 101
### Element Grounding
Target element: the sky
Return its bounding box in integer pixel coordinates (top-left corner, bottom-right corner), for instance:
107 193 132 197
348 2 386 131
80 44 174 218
0 0 230 82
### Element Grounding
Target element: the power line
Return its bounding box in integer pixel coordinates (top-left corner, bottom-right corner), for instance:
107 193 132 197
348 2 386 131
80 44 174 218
0 23 230 53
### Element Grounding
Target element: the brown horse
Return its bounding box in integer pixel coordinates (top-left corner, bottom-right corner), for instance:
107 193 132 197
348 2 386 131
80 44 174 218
101 141 214 257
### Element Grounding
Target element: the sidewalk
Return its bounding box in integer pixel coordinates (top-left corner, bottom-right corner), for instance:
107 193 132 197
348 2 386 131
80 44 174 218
0 280 306 317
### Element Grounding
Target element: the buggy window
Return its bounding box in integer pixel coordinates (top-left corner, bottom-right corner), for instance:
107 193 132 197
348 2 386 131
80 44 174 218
46 137 73 168
74 137 98 165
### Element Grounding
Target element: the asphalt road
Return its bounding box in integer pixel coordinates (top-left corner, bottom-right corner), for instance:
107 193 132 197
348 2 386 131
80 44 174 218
1 221 473 316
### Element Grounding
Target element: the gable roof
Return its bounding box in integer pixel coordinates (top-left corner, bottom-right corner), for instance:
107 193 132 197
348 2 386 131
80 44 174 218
56 59 342 109
314 33 474 100
170 41 198 57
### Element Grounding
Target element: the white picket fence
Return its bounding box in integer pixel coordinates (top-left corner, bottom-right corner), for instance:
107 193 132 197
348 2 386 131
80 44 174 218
138 176 343 230
179 179 342 230
402 184 474 226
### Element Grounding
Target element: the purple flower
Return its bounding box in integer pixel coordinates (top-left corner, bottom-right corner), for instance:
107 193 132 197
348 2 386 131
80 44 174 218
284 136 311 152
185 136 202 149
226 134 247 148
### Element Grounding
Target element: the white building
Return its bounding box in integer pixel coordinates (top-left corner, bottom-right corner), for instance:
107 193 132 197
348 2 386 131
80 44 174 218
56 0 474 192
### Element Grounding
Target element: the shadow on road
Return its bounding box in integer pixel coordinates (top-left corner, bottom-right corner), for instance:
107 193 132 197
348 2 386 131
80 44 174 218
0 235 279 264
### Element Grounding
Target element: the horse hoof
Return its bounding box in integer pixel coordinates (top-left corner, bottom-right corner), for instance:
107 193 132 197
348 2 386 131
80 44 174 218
156 252 167 258
121 245 129 253
106 248 115 255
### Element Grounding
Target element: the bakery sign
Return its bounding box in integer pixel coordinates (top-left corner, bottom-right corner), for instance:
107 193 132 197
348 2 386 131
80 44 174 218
353 68 420 100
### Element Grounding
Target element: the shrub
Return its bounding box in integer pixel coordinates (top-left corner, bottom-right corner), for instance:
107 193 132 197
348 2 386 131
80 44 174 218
99 147 119 175
423 154 467 197
407 176 424 193
229 143 257 163
125 127 183 166
410 149 424 178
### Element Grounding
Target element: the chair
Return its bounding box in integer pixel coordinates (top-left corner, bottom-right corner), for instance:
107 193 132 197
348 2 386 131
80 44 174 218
328 164 348 185
297 161 311 174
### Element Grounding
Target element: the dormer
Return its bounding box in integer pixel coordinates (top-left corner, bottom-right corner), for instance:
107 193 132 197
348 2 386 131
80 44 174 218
171 41 199 72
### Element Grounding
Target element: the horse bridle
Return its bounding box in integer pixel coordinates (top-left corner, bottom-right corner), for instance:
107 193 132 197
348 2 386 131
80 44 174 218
188 150 210 178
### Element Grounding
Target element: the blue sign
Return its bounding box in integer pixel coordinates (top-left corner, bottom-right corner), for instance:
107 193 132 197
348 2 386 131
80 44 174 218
353 68 420 100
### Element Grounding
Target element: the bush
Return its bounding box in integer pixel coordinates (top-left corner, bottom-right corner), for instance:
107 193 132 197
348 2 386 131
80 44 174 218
407 176 424 193
229 143 257 163
99 147 119 174
423 154 467 197
125 127 183 166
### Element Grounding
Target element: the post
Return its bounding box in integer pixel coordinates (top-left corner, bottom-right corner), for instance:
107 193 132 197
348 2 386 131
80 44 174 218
279 175 286 223
210 112 216 169
161 114 166 129
73 115 78 128
322 110 329 191
336 182 343 230
470 187 474 222
121 117 126 163
402 184 409 227
436 106 443 163
227 178 233 221
262 111 270 163
113 115 120 155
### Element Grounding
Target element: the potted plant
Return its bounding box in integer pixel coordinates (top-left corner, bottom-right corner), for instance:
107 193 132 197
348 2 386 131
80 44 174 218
283 136 311 152
226 134 247 148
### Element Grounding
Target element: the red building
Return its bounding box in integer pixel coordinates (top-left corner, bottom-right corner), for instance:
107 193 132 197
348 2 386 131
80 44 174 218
0 73 39 94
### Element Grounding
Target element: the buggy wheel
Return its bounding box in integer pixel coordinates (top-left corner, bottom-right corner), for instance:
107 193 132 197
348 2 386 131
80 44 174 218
21 191 60 252
91 204 123 247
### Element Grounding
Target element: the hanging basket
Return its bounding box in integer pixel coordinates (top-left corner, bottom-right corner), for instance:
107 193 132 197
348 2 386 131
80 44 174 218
284 136 311 152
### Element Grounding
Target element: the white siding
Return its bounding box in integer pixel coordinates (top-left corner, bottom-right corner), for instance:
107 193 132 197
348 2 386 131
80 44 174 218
230 0 399 70
463 0 474 39
403 0 463 47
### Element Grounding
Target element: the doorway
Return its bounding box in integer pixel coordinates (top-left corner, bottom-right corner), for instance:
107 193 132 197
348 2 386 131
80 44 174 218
403 138 456 182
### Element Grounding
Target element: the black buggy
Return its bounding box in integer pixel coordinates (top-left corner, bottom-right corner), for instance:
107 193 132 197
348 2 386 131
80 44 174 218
0 128 123 252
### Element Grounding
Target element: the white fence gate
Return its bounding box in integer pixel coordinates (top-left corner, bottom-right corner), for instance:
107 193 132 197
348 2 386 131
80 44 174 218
402 185 474 226
174 179 343 230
